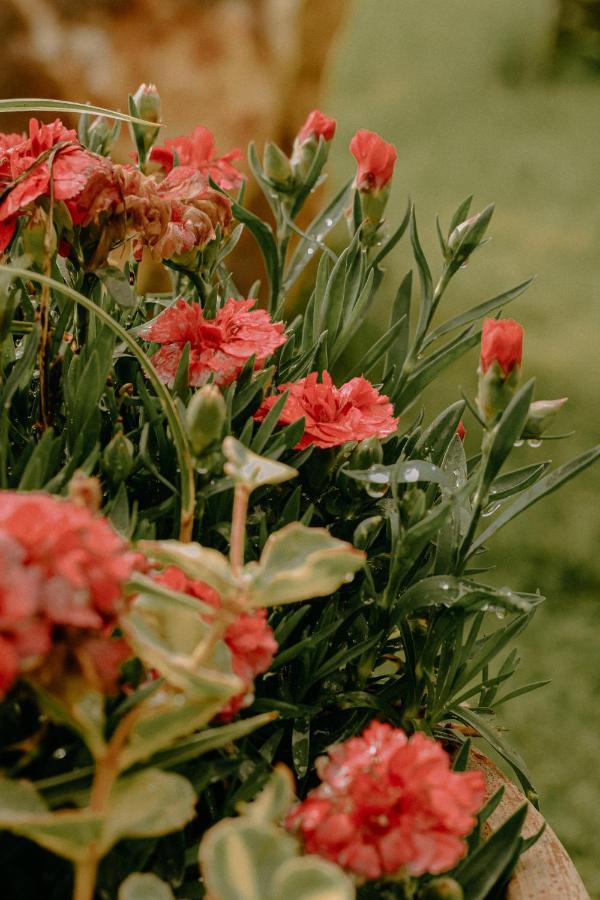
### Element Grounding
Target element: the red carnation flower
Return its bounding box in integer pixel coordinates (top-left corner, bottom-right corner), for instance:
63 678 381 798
297 110 337 145
155 567 277 719
480 318 523 376
140 297 286 387
0 118 107 253
0 492 142 696
286 721 485 880
254 371 398 450
350 129 397 192
150 125 243 190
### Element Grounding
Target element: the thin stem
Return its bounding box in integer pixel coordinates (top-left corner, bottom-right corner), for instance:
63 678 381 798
0 267 196 541
229 483 250 576
71 705 143 900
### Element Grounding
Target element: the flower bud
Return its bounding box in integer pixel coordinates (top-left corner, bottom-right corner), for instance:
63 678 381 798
85 115 120 156
456 420 466 442
350 437 384 470
522 397 568 440
477 318 523 425
418 877 464 900
67 472 102 512
186 385 226 455
447 205 494 269
292 109 336 180
130 84 162 160
132 83 162 124
353 515 384 550
22 208 56 269
263 142 295 191
350 129 397 193
102 431 135 483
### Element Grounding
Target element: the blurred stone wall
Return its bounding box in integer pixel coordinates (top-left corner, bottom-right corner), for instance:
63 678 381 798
0 0 345 152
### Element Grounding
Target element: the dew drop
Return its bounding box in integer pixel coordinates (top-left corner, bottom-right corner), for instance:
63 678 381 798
53 747 67 760
527 439 542 448
482 501 501 517
366 484 388 499
513 439 524 448
325 218 334 227
307 247 315 256
404 467 420 482
369 472 389 484
495 608 506 620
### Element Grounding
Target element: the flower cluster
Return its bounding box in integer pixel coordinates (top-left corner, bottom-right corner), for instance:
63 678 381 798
286 721 485 880
140 296 286 387
0 118 234 268
0 492 142 696
154 566 277 719
255 371 398 449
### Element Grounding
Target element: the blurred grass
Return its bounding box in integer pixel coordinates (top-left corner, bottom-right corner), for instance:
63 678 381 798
324 0 600 893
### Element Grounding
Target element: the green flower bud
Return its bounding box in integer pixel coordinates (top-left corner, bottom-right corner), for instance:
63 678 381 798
186 385 226 455
447 204 493 269
522 397 568 440
350 437 384 471
132 83 162 124
263 142 295 191
22 208 56 270
418 877 464 900
359 183 392 228
476 359 521 426
86 115 120 156
102 431 135 483
130 83 162 160
353 515 384 550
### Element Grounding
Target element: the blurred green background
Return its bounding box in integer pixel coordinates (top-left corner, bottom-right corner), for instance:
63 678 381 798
324 0 600 893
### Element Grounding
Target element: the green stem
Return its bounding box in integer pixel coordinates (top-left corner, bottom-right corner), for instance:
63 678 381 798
0 266 196 541
229 483 250 576
73 857 97 900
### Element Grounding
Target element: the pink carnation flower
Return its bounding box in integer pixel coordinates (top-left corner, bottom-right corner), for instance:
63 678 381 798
254 371 398 450
286 721 486 880
0 492 142 696
150 125 243 190
140 297 286 387
155 567 277 719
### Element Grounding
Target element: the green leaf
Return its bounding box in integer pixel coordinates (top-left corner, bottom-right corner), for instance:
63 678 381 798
395 325 481 411
118 874 175 900
345 460 452 490
0 777 102 862
199 818 298 900
100 769 196 853
251 390 290 453
342 314 407 381
284 181 352 291
423 278 534 349
410 207 433 345
291 718 311 778
139 712 278 772
455 804 528 900
229 199 280 310
396 576 542 618
368 198 411 272
247 523 365 607
97 266 137 309
413 400 465 464
237 764 296 823
223 436 298 490
0 324 40 410
272 856 355 899
470 444 600 555
479 381 537 497
449 706 536 803
32 679 106 759
0 98 164 127
136 543 236 598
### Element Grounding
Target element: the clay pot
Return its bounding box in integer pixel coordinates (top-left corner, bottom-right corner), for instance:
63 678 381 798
469 749 589 899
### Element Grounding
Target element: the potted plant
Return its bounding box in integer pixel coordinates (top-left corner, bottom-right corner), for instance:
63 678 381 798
0 88 596 898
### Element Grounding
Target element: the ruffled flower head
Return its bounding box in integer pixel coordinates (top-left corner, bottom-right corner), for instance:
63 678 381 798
296 110 337 145
286 721 486 880
254 371 398 449
150 125 243 190
154 567 277 719
0 492 143 696
140 297 286 387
